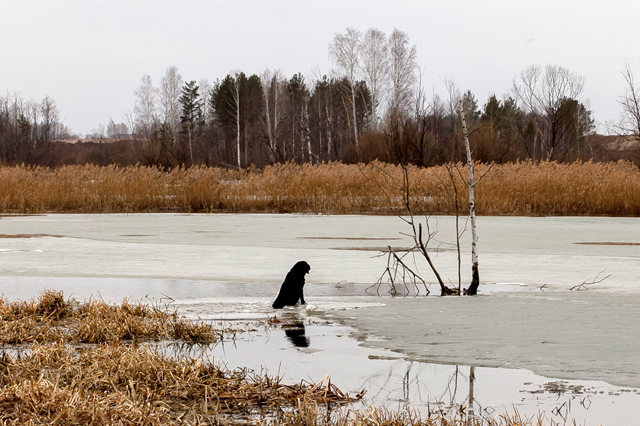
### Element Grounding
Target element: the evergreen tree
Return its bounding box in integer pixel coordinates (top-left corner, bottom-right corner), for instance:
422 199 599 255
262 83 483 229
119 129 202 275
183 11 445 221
179 80 203 165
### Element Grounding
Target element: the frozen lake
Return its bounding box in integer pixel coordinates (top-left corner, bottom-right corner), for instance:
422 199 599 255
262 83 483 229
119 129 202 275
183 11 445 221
1 213 639 424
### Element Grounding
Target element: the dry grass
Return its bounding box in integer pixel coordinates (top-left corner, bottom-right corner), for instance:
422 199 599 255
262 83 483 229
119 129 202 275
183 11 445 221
0 161 638 216
0 291 359 425
0 290 219 345
266 401 567 426
0 291 569 425
0 343 357 425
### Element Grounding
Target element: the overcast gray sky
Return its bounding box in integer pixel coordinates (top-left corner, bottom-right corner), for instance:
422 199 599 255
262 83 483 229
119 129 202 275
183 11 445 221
3 0 640 136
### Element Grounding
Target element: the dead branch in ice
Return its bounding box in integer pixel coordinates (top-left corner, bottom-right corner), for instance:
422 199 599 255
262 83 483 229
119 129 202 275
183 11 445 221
360 162 457 296
570 270 612 291
368 245 430 296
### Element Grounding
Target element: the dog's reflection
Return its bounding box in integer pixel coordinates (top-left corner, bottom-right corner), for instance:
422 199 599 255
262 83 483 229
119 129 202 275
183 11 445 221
283 321 309 347
279 313 310 348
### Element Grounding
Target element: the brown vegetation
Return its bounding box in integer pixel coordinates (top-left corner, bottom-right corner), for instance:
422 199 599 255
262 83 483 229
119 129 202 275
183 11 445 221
0 290 218 345
268 403 557 426
0 291 358 425
0 291 569 425
0 161 638 216
0 343 358 425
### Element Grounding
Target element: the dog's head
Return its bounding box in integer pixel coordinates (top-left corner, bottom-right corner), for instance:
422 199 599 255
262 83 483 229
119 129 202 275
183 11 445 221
291 261 311 276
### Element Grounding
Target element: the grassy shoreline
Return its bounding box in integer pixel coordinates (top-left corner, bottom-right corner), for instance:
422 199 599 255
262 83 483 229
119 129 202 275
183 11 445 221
1 160 639 216
0 291 573 425
0 292 358 425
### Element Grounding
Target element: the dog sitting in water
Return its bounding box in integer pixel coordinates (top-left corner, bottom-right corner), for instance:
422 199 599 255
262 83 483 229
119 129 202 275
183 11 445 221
272 261 311 309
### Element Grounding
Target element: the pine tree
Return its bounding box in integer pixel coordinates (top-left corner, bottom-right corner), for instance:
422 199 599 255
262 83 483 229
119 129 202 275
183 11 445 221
179 81 203 165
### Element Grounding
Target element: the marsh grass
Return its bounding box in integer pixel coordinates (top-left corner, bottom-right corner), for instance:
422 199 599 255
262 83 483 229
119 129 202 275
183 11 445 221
266 401 569 426
0 291 570 425
0 343 357 425
1 161 638 216
0 290 219 345
0 291 359 425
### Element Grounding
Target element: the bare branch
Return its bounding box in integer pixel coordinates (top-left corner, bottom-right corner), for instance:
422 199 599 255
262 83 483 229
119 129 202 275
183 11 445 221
570 270 612 291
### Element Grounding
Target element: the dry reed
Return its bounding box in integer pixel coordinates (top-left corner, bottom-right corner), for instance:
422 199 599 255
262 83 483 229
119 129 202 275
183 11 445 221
265 400 565 426
0 291 359 425
0 290 218 345
0 291 570 425
0 161 638 216
0 343 357 425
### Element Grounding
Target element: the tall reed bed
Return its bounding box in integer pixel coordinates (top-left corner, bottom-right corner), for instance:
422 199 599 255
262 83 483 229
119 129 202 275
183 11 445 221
1 161 638 216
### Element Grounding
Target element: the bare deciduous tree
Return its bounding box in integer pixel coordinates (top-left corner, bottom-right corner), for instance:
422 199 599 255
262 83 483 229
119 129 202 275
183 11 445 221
512 64 586 160
134 74 157 140
387 28 417 127
360 28 388 129
198 78 212 127
231 70 242 169
329 27 362 151
458 100 480 295
260 68 286 162
39 96 60 145
615 61 640 138
158 66 183 138
106 119 128 139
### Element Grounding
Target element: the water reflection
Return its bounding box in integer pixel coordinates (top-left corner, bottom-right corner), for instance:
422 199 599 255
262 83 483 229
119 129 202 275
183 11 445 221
146 318 639 426
283 322 310 347
279 312 310 348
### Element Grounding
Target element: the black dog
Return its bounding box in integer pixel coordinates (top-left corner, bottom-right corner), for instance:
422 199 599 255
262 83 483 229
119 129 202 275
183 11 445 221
272 261 311 309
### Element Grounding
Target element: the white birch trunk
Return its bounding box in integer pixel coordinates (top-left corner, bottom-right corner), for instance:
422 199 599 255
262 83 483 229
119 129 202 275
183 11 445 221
304 103 312 163
233 76 241 170
458 101 477 264
458 101 479 295
325 103 332 160
274 80 281 158
261 77 274 162
188 126 193 164
351 84 359 151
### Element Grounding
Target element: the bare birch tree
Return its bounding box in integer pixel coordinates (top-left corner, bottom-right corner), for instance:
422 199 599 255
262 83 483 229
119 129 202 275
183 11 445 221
27 100 40 143
199 78 212 127
39 96 60 145
457 100 480 295
615 60 640 138
158 66 183 138
133 74 157 140
414 65 428 122
260 68 285 162
231 70 242 169
512 64 586 160
329 28 362 151
387 28 417 128
360 28 388 130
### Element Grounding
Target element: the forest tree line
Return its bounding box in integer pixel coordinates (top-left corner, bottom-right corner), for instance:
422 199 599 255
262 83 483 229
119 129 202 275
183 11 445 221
0 94 75 165
4 27 639 168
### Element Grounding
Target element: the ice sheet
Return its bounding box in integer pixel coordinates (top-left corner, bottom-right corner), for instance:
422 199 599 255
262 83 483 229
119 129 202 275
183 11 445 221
158 315 640 426
0 213 639 422
0 213 638 291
